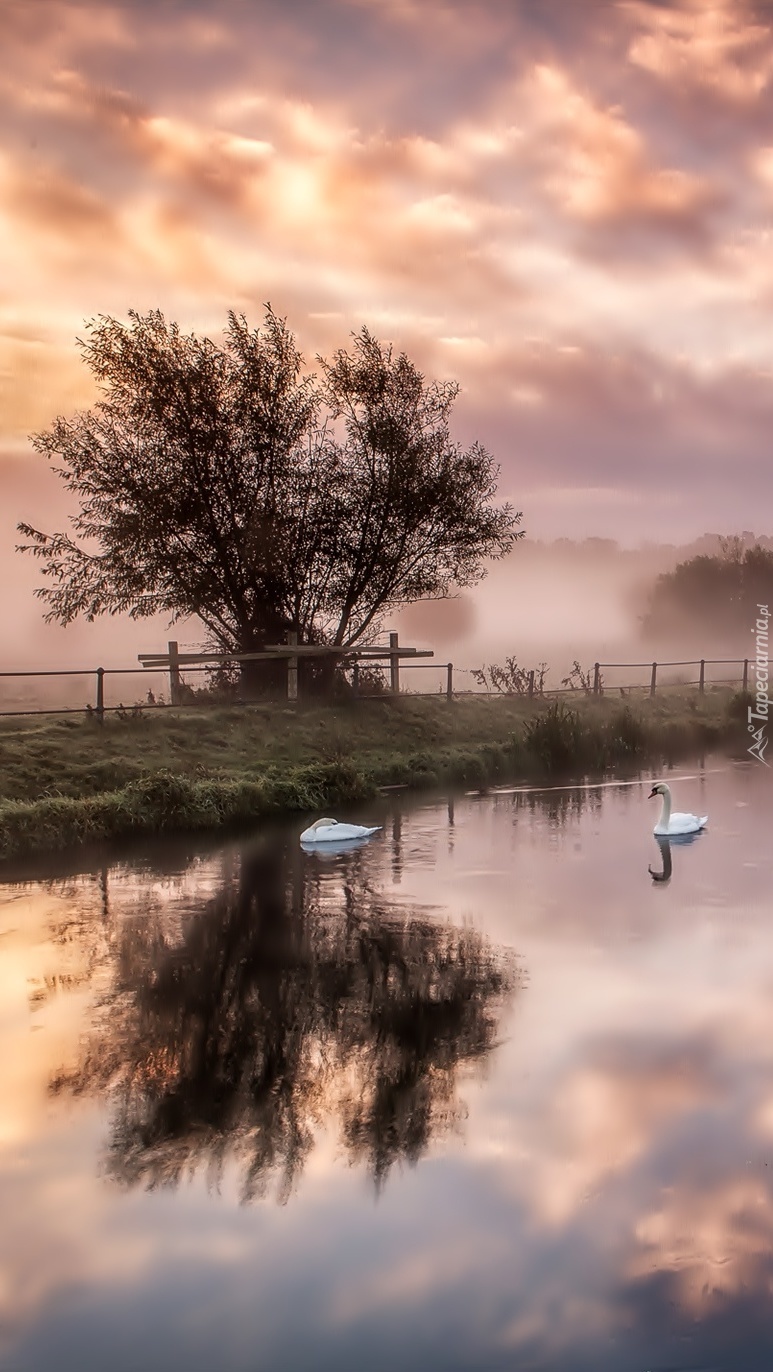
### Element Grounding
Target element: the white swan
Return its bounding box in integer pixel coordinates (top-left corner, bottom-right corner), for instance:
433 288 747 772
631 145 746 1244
300 817 382 845
648 782 707 836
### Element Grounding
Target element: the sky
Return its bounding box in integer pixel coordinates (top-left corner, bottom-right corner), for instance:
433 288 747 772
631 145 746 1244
2 0 773 665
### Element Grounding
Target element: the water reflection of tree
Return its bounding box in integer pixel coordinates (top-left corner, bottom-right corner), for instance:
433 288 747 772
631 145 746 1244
52 841 517 1201
497 785 604 830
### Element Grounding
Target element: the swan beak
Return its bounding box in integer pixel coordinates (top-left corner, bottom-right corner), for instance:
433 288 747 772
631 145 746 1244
647 788 658 799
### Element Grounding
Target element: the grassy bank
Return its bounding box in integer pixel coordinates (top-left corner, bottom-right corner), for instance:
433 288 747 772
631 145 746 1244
0 690 749 863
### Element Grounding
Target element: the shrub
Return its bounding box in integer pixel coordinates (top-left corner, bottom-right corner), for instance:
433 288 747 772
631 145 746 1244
524 701 587 772
605 705 647 757
471 658 548 695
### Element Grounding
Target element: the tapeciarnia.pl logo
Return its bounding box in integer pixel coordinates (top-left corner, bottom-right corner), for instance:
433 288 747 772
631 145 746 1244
748 603 770 765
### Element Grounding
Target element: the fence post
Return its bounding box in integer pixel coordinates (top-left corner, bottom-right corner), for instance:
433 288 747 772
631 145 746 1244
168 640 181 706
389 632 400 695
743 658 749 692
649 662 657 697
447 663 454 702
593 663 600 696
699 659 705 695
352 659 360 697
96 667 105 723
528 670 535 699
287 631 298 702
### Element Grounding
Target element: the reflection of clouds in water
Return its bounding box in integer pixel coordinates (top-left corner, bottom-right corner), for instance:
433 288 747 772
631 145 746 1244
505 1036 719 1227
631 1177 773 1313
367 764 773 1364
440 1022 773 1366
3 760 773 1370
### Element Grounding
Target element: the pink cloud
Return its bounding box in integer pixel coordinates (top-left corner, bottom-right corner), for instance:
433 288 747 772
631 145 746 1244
625 0 773 103
0 0 770 563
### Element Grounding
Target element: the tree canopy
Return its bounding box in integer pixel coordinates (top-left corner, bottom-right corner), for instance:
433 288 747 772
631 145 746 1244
18 308 521 659
642 537 773 642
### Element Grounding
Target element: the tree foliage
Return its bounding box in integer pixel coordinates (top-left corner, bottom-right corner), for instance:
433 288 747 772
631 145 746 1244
642 537 773 641
18 308 521 657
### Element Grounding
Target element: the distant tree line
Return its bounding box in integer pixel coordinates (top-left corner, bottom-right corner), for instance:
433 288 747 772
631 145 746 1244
642 536 773 642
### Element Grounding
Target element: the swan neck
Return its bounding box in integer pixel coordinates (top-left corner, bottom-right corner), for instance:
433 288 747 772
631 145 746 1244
660 788 672 828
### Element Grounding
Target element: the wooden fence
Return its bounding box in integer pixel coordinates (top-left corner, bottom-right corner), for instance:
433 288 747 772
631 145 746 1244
592 658 762 697
0 646 767 719
0 634 444 718
137 634 436 704
455 657 767 699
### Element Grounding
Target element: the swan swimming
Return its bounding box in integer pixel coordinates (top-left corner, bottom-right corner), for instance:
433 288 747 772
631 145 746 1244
648 782 707 836
300 817 382 845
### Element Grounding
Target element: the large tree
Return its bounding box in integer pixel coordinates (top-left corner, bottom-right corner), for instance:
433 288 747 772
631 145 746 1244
18 308 521 664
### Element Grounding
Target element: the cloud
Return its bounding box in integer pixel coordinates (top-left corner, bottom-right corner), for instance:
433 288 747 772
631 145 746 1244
625 0 773 103
0 151 120 251
0 0 771 559
0 335 95 445
505 63 725 255
444 335 773 541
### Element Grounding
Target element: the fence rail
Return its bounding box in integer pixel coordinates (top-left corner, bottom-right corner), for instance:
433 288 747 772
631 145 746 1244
0 648 768 720
592 657 768 697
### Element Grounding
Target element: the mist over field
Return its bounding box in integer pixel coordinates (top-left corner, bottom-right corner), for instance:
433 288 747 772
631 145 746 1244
397 532 772 695
3 462 768 709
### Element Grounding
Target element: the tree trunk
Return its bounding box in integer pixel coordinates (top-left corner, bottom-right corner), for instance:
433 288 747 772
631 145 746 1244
237 613 294 699
299 652 346 699
233 618 347 701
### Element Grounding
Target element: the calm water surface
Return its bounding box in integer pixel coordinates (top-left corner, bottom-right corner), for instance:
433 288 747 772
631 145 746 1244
1 757 771 1371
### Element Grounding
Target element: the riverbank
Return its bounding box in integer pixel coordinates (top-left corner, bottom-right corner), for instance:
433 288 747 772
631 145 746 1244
0 691 749 862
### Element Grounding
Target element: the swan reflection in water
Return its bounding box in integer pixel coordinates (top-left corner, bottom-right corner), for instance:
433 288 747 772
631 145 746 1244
51 839 518 1201
648 830 704 884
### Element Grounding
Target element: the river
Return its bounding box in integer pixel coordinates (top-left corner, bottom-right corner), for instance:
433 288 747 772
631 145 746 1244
0 756 771 1371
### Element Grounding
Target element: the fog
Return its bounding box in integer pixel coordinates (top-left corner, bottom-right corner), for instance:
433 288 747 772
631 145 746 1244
397 533 772 696
0 455 195 711
1 452 768 708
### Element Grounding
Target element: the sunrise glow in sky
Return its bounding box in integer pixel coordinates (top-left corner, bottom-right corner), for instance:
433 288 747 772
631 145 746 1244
3 0 773 552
